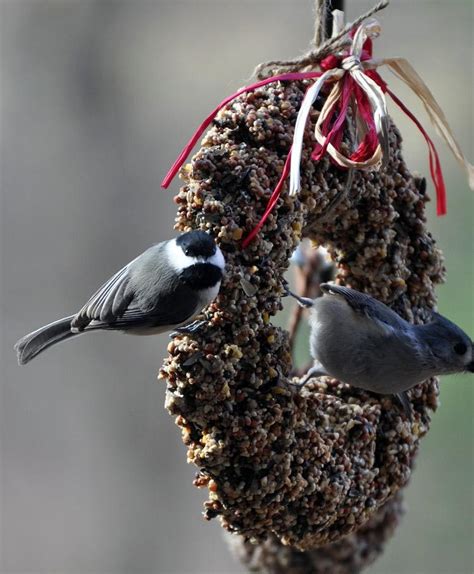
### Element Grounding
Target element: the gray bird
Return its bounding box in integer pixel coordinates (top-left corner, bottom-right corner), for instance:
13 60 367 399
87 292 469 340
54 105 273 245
15 230 225 365
288 283 473 414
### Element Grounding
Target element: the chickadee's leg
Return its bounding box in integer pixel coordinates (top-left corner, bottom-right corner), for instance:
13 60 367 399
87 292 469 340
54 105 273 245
283 287 314 308
292 362 328 388
394 391 413 420
170 320 207 337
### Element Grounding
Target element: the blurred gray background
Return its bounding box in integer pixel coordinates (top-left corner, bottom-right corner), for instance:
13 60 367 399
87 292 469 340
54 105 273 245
1 1 472 573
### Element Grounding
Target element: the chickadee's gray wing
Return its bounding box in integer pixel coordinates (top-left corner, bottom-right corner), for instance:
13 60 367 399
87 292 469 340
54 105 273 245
71 262 135 330
105 283 202 330
320 283 408 331
71 248 202 332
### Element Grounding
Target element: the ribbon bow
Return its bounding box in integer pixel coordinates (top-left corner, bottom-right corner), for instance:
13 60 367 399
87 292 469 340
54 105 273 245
290 18 389 198
162 12 473 248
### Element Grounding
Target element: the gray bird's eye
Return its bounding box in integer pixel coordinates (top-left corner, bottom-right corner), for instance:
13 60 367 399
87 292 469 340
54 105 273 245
453 342 467 355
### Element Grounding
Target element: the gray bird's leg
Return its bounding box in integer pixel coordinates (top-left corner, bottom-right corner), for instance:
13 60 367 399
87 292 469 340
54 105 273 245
170 320 207 338
395 391 413 420
283 287 314 308
293 361 328 388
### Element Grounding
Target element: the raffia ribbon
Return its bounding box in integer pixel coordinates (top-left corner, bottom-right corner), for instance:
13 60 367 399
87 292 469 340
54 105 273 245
290 18 386 194
162 9 473 247
290 15 474 201
376 57 474 190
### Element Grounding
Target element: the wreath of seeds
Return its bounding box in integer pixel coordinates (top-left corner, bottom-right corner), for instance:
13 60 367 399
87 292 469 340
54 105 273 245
159 81 444 556
227 493 404 573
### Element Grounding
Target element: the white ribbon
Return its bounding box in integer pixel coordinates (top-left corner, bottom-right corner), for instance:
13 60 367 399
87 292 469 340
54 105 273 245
289 68 343 196
288 12 473 196
289 16 388 194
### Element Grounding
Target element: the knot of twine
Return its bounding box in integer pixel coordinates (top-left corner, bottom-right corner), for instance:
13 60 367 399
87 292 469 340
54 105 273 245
342 55 362 72
252 0 390 80
286 10 473 206
162 0 473 247
289 15 388 196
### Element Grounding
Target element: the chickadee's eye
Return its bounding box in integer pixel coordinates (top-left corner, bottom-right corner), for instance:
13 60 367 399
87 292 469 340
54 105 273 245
453 342 467 355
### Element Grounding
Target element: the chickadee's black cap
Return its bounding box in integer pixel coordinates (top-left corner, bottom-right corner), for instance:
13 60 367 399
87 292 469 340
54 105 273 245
176 230 216 258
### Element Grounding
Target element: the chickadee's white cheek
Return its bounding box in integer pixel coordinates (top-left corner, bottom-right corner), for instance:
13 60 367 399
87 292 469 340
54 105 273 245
166 240 196 272
209 248 225 271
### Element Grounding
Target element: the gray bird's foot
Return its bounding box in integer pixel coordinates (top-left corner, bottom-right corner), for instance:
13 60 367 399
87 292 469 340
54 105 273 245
283 287 314 308
291 364 328 389
170 320 207 338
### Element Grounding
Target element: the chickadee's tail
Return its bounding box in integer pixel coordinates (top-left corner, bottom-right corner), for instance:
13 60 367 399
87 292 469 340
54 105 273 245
15 316 77 365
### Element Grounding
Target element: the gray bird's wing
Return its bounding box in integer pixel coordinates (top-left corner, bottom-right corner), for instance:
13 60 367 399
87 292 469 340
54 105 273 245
320 283 408 331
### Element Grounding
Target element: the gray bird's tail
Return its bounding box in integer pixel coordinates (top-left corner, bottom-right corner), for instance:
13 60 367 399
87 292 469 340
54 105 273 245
15 316 78 365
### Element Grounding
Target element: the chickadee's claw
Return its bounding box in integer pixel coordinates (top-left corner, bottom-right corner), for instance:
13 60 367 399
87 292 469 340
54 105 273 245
394 392 413 420
182 351 205 367
170 320 207 338
284 288 314 308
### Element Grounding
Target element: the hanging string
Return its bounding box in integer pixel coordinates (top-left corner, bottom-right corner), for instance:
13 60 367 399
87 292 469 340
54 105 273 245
313 0 328 48
162 1 473 248
252 0 389 80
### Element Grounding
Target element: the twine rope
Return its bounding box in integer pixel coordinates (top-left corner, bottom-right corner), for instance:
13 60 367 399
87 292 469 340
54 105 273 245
252 0 389 79
162 0 473 247
312 0 328 48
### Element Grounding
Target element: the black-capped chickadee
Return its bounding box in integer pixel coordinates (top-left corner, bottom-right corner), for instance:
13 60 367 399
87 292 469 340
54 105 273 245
15 230 225 365
288 283 473 413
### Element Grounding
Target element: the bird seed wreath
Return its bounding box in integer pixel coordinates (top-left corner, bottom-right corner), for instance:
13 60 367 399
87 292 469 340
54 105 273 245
159 2 472 570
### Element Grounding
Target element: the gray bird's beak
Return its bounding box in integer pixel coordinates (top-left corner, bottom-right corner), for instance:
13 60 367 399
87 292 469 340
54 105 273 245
468 343 474 373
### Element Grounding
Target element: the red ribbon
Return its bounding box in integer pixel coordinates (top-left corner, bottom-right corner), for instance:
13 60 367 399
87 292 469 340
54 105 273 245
312 48 379 165
162 53 448 247
241 151 293 249
161 72 322 189
351 82 379 163
312 74 354 161
367 70 447 215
